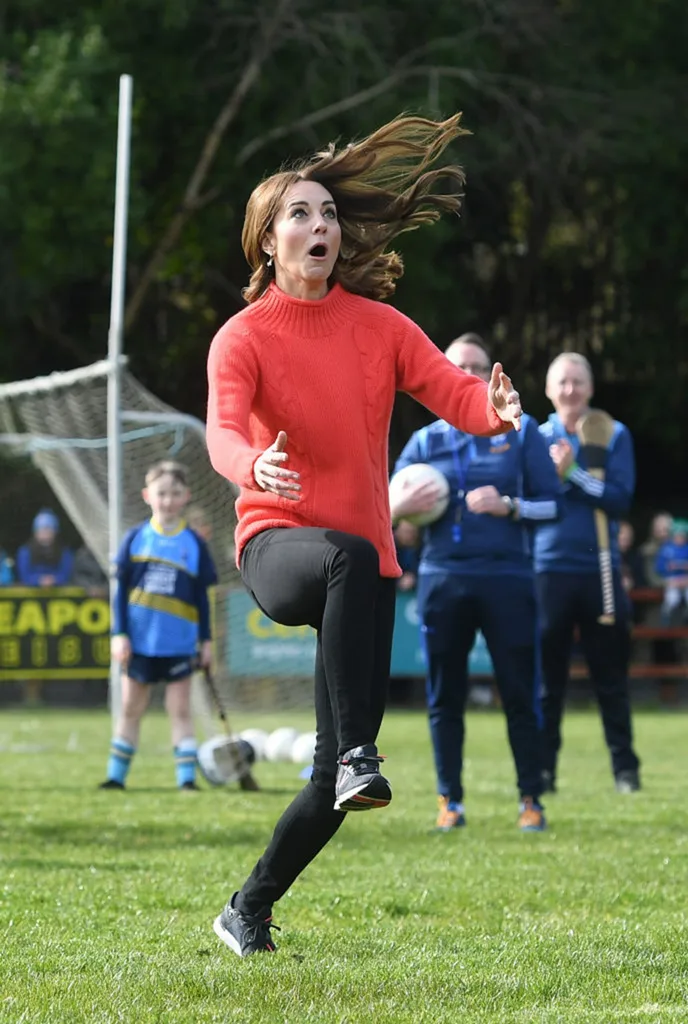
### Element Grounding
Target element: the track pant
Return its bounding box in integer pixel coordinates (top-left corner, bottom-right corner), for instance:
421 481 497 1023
535 570 640 779
416 571 544 804
235 528 396 914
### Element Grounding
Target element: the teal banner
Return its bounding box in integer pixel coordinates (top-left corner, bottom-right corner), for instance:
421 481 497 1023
226 589 493 678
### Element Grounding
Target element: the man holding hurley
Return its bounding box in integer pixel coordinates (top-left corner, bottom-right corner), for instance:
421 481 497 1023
533 352 641 795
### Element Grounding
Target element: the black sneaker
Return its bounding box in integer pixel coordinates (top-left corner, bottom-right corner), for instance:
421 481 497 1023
615 769 641 794
213 893 280 957
541 770 557 794
180 781 201 791
334 744 392 812
99 779 125 790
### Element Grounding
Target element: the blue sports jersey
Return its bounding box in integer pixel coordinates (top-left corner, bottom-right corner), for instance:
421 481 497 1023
533 413 635 574
655 541 688 579
113 519 218 657
394 413 562 577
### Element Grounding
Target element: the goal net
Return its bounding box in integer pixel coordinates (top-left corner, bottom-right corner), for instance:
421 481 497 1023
0 360 315 712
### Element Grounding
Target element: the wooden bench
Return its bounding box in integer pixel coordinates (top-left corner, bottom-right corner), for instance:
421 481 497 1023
627 587 688 688
471 588 688 703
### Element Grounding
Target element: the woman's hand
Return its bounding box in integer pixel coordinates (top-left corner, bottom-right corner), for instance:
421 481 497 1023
465 486 509 517
111 634 131 666
488 363 522 432
549 439 575 479
253 431 301 500
390 477 444 521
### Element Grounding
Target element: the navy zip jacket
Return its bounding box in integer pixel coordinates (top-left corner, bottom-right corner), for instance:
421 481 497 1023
394 413 562 577
15 544 73 586
534 412 635 574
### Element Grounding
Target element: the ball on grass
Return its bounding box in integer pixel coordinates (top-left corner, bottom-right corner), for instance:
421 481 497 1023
239 728 269 761
291 731 317 764
264 727 300 762
197 735 256 786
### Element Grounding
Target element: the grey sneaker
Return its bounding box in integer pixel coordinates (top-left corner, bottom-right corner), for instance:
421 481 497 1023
615 769 641 794
334 744 392 812
213 893 280 957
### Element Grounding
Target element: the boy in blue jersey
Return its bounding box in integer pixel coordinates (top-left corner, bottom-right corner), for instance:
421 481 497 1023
100 461 218 791
390 335 562 832
534 353 641 794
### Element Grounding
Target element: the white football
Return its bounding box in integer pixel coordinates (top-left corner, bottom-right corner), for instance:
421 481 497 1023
389 462 450 527
197 735 255 786
264 727 300 762
239 728 269 762
291 731 317 765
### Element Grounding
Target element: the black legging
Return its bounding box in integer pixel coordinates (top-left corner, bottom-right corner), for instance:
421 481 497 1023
235 527 397 914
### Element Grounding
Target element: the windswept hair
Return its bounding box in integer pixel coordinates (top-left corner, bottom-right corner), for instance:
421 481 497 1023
241 114 469 303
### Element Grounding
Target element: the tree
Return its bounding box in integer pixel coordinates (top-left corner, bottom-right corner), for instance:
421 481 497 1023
1 0 686 496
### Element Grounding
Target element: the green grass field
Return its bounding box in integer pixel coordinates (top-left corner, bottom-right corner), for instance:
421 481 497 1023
1 706 687 1024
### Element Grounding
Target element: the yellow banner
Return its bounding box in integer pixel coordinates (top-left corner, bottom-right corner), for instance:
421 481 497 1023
0 587 110 680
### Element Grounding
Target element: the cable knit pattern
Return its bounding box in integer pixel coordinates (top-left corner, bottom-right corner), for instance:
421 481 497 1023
350 322 396 556
206 283 509 577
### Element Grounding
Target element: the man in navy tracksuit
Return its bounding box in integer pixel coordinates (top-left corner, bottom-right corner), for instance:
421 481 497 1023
534 352 641 794
390 335 562 832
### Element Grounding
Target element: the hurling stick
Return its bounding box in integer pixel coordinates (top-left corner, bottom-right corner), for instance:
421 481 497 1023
202 665 260 791
576 409 616 625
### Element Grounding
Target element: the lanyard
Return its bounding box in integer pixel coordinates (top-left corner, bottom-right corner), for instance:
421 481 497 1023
449 435 476 543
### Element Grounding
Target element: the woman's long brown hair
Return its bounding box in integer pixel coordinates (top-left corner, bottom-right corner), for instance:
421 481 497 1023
241 114 469 303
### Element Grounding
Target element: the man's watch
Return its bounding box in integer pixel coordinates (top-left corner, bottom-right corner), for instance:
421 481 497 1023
501 495 519 520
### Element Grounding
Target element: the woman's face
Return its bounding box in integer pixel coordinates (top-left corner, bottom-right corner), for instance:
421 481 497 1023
34 526 56 546
263 180 341 300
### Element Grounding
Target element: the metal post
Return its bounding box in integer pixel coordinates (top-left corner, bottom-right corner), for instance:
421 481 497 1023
107 74 133 725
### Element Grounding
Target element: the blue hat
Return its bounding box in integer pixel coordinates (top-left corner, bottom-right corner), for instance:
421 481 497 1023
33 509 59 533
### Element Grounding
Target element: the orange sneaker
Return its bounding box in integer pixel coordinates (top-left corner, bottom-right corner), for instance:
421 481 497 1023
518 797 546 832
435 796 466 831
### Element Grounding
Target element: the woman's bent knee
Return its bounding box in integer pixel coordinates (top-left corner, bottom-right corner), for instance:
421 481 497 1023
327 532 380 577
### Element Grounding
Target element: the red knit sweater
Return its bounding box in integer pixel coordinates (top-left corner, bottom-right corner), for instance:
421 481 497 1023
206 283 509 577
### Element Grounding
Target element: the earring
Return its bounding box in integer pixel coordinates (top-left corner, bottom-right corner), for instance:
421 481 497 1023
266 254 274 268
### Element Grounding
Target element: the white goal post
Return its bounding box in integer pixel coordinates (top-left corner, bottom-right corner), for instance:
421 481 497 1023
0 360 315 715
0 75 315 722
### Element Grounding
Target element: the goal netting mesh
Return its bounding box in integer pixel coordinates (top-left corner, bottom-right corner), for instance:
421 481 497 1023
0 360 314 711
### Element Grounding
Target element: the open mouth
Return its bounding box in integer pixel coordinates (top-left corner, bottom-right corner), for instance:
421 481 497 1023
308 244 328 258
